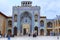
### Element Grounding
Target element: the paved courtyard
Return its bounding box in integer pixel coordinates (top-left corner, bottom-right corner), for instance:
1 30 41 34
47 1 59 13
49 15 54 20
0 36 60 40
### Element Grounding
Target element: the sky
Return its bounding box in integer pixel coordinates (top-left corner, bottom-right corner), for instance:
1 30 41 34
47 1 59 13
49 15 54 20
0 0 60 19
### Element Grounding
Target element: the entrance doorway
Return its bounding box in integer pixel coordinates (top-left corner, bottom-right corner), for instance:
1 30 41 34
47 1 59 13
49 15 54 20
47 29 52 36
34 26 38 35
23 28 26 35
14 27 17 36
8 29 12 35
22 24 30 35
40 29 44 36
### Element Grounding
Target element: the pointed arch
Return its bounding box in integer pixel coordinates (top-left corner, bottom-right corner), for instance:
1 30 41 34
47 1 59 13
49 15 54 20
14 27 17 36
40 29 44 35
47 22 53 28
40 20 44 27
8 20 12 27
14 14 17 22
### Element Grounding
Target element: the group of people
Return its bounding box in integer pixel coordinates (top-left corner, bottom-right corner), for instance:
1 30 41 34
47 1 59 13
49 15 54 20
0 31 38 38
0 30 14 38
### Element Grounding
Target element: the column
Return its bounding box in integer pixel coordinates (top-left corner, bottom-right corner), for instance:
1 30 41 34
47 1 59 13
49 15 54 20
38 13 40 36
12 27 14 35
58 29 59 35
44 29 46 36
17 12 20 36
38 27 40 36
17 28 20 36
12 16 14 35
32 13 34 36
32 26 34 36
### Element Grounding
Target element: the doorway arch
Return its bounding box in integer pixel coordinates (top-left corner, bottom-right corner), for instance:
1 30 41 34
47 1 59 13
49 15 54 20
20 11 32 35
47 22 53 28
40 29 44 35
23 28 26 35
40 20 44 27
34 26 38 35
8 29 12 35
14 27 17 36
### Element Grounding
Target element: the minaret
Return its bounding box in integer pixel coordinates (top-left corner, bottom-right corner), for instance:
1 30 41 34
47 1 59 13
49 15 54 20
21 1 32 7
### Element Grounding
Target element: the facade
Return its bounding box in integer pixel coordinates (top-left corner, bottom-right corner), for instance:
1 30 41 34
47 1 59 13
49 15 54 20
0 12 12 36
0 1 60 36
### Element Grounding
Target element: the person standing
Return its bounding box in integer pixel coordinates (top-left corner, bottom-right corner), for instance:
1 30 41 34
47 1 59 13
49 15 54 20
8 35 10 40
7 30 11 40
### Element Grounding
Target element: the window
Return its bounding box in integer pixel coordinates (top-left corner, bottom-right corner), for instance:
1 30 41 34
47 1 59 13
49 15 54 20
14 14 17 22
35 14 38 22
40 20 44 27
8 20 12 27
47 22 52 28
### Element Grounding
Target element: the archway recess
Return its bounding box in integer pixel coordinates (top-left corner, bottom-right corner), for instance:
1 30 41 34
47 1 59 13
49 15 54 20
14 27 17 36
40 29 44 36
20 11 32 35
34 26 38 35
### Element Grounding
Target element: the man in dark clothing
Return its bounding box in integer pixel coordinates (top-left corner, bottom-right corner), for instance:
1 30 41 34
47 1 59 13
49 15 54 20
33 31 37 37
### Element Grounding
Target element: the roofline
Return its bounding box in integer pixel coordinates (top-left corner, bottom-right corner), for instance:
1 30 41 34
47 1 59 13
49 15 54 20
7 16 12 18
40 16 46 18
0 12 12 18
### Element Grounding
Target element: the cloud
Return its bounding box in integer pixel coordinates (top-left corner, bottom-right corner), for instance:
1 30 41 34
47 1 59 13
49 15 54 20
0 0 60 19
39 0 60 19
0 0 12 16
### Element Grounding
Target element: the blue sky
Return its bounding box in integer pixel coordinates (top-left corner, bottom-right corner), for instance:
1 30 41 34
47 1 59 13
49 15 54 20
0 0 60 19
